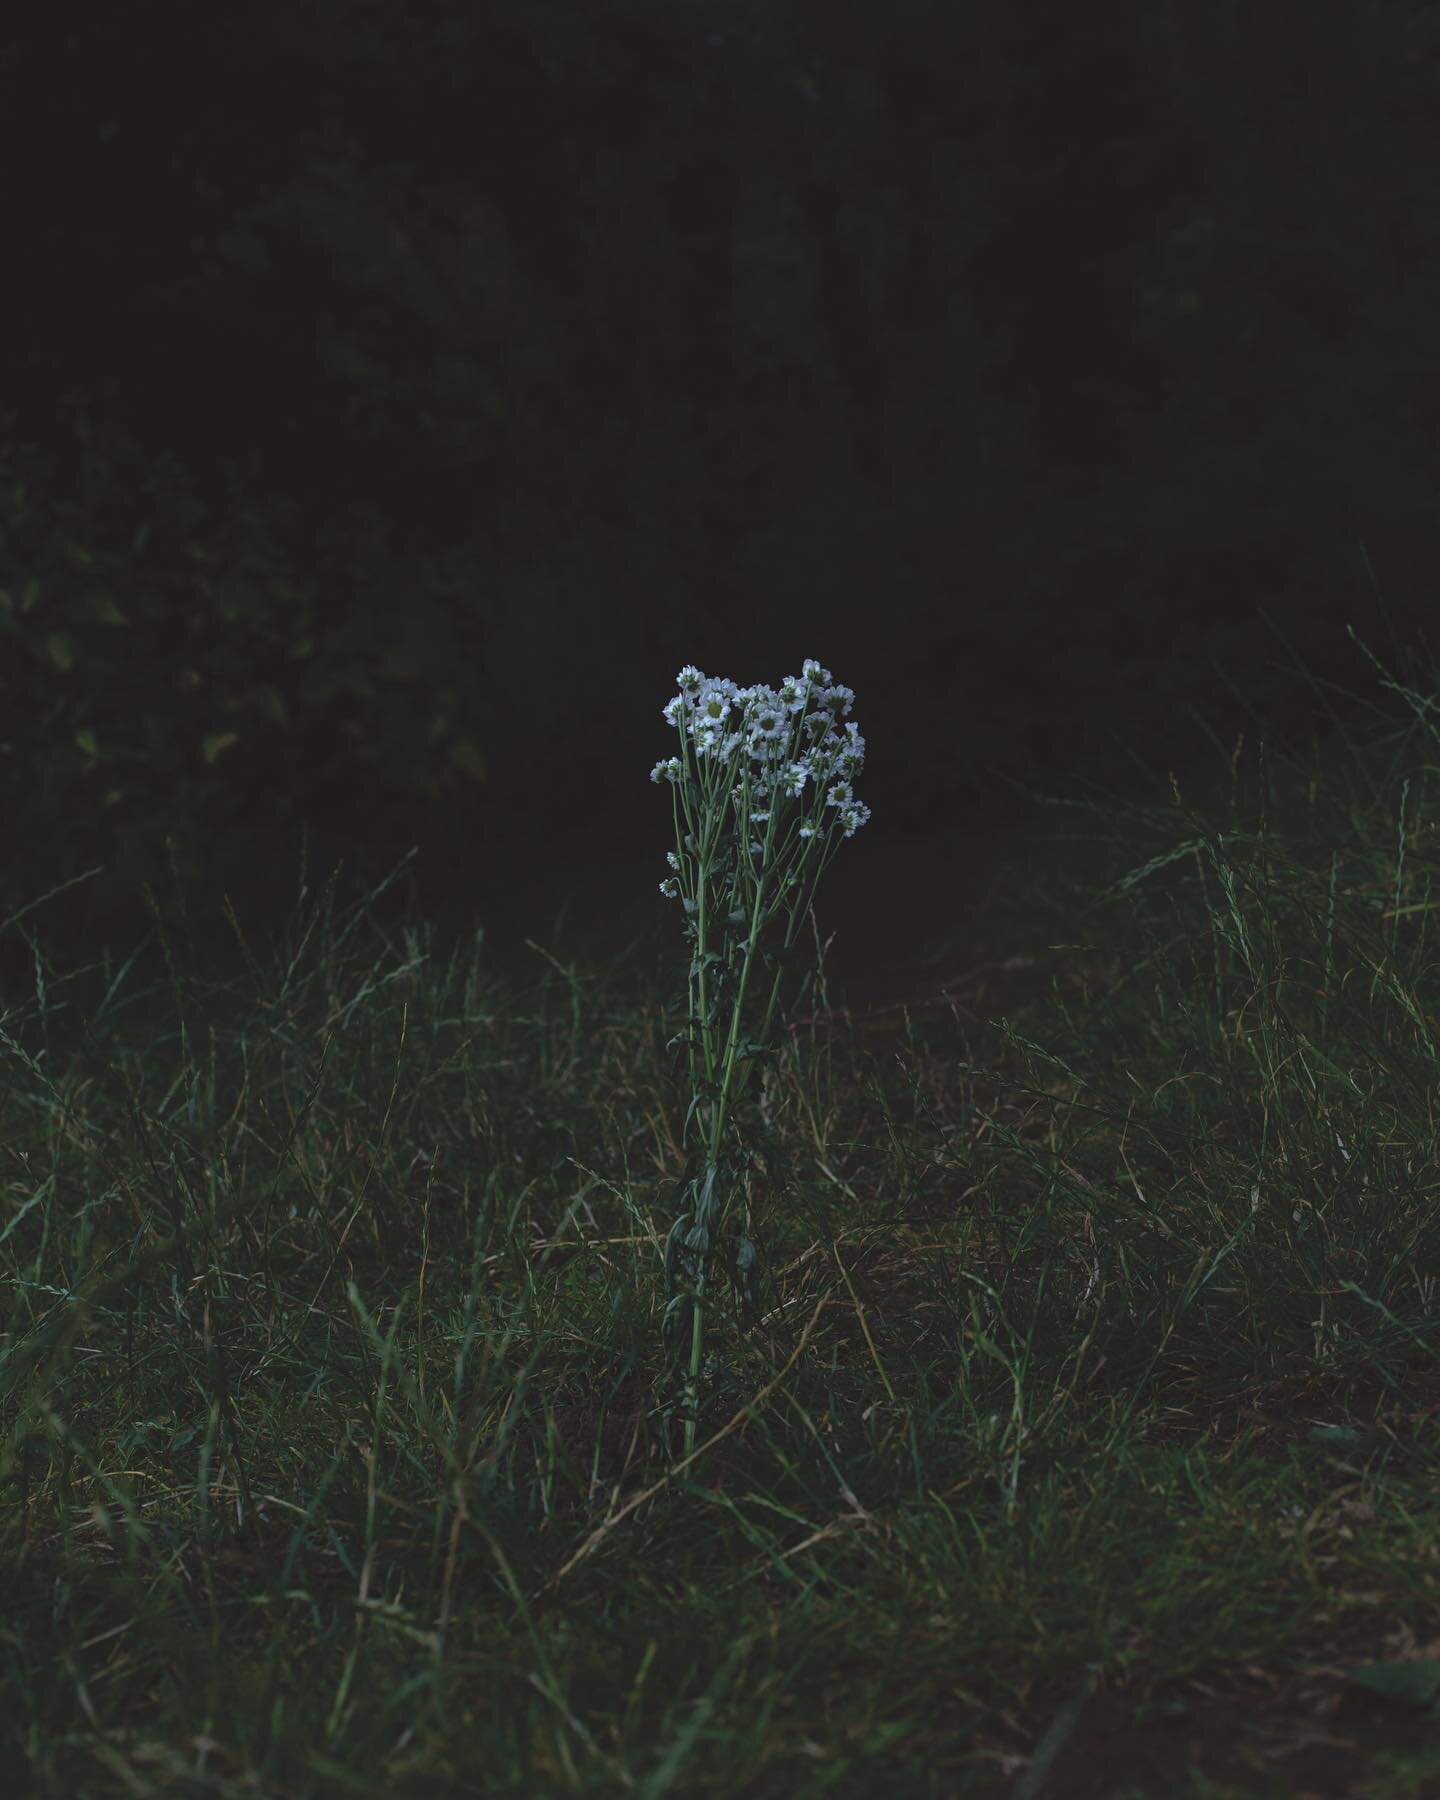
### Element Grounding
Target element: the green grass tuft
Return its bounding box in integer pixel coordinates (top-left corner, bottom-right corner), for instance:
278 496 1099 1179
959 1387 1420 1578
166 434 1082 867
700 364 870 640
4 653 1440 1797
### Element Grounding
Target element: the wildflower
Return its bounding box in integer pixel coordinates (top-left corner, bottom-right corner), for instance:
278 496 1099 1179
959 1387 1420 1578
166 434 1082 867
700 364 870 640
654 659 870 1456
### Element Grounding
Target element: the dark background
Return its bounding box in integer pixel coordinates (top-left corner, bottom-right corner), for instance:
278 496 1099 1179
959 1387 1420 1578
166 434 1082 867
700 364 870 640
4 0 1439 997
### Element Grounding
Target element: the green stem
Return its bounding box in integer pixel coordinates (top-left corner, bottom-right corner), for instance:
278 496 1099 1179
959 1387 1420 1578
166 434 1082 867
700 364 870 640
670 737 846 1459
682 867 769 1458
683 1267 706 1459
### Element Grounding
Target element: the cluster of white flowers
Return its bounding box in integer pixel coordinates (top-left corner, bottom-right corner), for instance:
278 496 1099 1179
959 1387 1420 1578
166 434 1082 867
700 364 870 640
651 659 870 900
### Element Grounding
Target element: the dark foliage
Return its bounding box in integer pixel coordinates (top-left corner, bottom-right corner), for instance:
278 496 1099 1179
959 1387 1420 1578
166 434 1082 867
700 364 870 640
4 0 1439 952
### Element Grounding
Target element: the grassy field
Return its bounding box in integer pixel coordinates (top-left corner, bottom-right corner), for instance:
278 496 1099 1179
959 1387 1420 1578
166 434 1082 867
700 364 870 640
4 663 1440 1797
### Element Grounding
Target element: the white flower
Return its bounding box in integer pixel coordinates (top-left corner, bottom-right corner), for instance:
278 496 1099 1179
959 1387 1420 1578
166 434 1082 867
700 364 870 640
659 877 681 898
822 682 855 717
655 659 870 845
736 687 789 761
802 710 836 742
747 733 788 771
836 722 866 774
695 725 743 762
692 681 738 731
666 850 681 869
803 731 842 779
804 724 867 815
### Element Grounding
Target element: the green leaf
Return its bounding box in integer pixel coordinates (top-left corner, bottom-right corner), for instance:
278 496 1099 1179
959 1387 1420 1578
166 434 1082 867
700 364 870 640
449 738 488 782
74 729 99 759
1349 1660 1440 1707
201 731 240 765
86 591 129 625
223 682 288 725
45 633 74 671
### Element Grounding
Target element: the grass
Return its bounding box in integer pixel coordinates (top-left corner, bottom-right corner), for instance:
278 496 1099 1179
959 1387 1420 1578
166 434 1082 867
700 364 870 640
4 650 1440 1798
